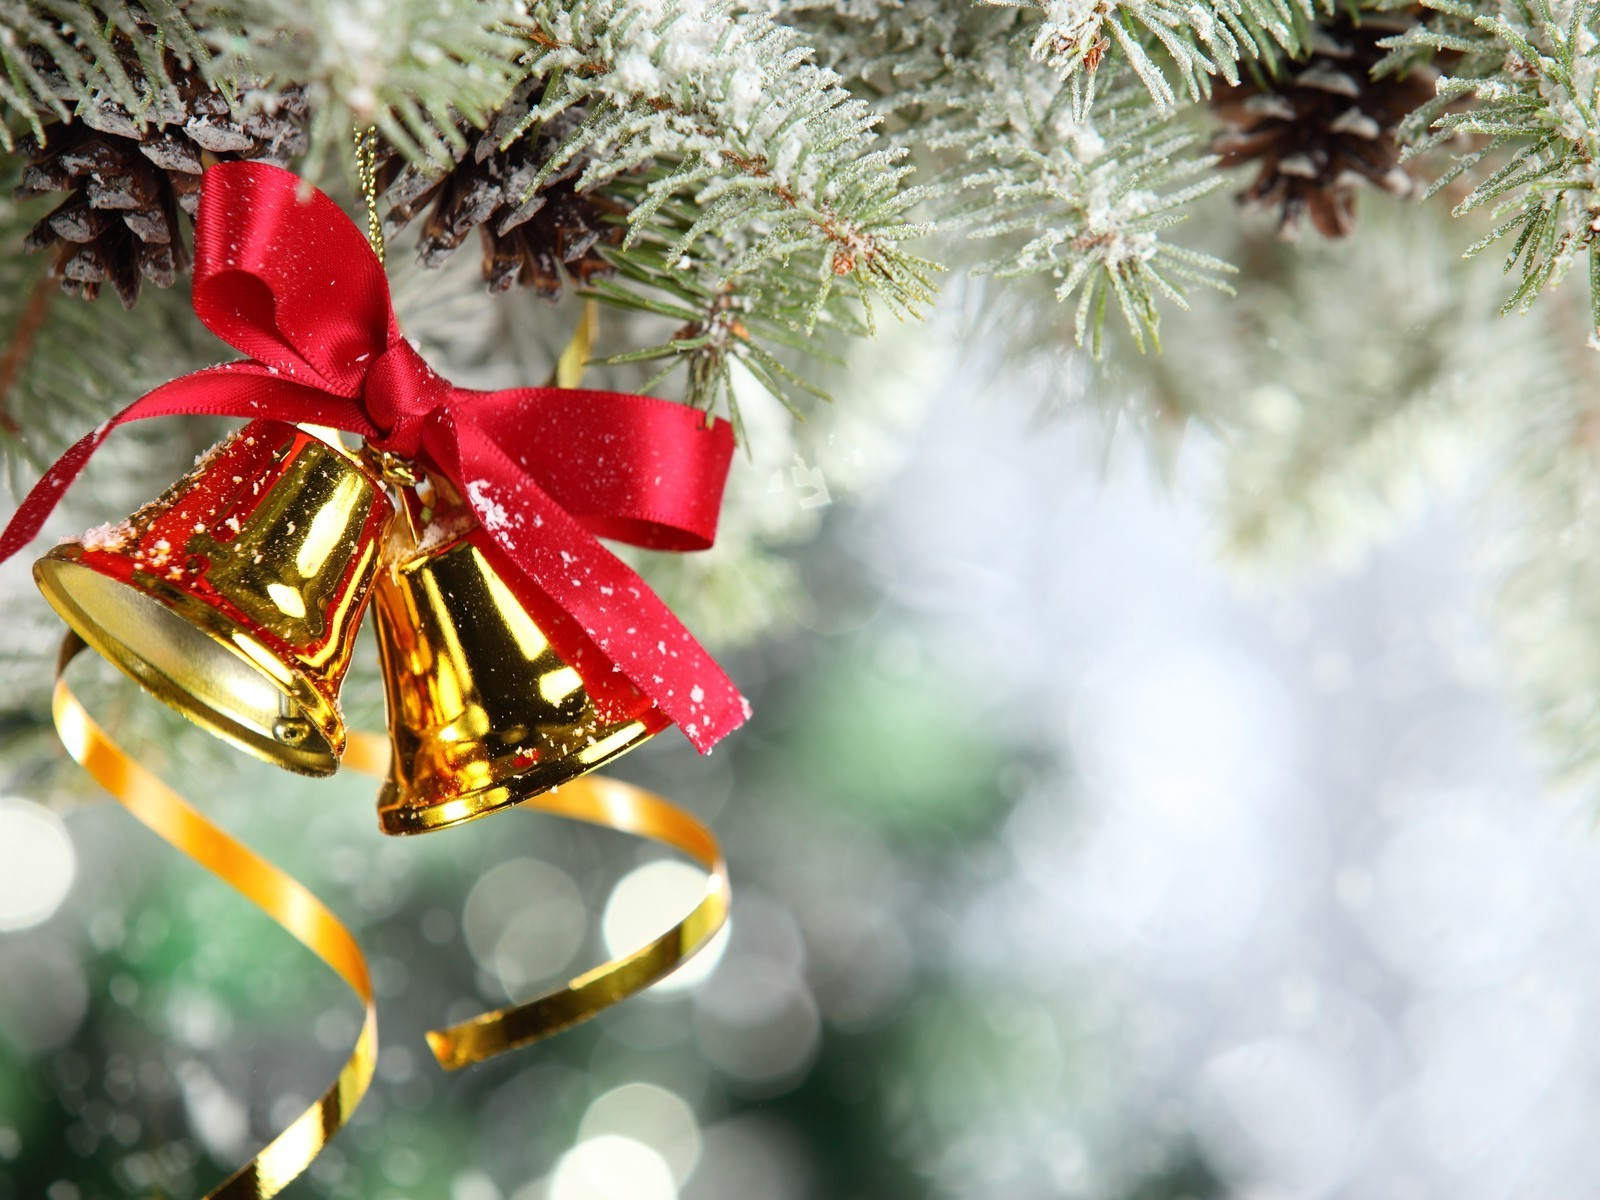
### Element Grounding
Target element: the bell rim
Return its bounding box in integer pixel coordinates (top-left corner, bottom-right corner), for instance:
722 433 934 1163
374 712 668 836
34 547 346 777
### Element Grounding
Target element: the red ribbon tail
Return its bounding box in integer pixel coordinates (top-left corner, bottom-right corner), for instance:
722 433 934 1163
432 418 750 752
0 365 373 568
0 422 112 564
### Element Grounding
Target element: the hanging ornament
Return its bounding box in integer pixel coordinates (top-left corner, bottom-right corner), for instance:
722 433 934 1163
372 483 671 835
0 159 749 751
2 159 744 1198
34 422 393 774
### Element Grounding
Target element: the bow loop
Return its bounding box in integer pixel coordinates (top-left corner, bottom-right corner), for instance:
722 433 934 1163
192 162 398 396
363 340 450 460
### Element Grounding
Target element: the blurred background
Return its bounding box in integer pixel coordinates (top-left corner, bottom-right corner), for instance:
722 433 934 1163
5 188 1600 1200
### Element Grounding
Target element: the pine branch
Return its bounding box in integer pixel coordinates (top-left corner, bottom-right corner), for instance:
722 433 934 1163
0 0 206 151
983 0 1322 110
946 44 1235 354
1 0 530 180
787 2 1242 351
1397 0 1600 327
507 0 937 418
1207 207 1526 565
1491 359 1600 789
590 226 854 435
196 0 531 181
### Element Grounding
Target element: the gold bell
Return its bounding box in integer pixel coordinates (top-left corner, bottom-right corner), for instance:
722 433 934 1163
33 421 395 776
372 505 668 835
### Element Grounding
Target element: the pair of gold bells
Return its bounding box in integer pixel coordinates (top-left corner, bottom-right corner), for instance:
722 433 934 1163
34 418 667 830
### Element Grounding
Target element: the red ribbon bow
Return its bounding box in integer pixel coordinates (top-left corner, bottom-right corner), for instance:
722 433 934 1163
0 161 748 751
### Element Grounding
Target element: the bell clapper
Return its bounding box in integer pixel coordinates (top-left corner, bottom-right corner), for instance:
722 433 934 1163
361 443 422 490
272 692 313 747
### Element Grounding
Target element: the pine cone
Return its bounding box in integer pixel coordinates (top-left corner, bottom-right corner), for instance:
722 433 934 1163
15 52 307 308
382 105 628 298
1211 14 1436 238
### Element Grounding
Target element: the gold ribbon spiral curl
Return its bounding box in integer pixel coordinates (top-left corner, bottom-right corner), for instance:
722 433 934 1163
52 634 379 1200
341 728 731 1070
52 634 731 1198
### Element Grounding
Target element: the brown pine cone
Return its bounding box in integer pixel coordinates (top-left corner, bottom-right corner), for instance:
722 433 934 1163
15 54 307 308
383 105 628 298
1211 14 1437 239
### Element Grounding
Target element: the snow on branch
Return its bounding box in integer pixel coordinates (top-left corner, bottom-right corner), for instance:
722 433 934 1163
200 0 531 178
513 0 937 416
949 46 1234 352
986 0 1320 108
0 1 207 152
1396 0 1600 328
1 0 529 174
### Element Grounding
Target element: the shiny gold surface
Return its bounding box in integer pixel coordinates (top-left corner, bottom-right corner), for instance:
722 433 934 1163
53 636 377 1199
371 520 667 835
34 421 394 775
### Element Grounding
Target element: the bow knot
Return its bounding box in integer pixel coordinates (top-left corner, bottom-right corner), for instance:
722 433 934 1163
363 339 449 461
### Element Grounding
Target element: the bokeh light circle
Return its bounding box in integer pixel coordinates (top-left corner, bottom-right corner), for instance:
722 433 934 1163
550 1134 677 1200
0 796 75 931
1069 640 1296 817
462 857 585 996
0 936 87 1054
579 1082 701 1183
603 860 729 993
695 959 822 1090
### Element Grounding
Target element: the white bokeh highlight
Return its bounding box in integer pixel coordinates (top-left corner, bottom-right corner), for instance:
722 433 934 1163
550 1135 677 1200
603 860 729 993
580 1083 701 1184
0 796 75 932
870 366 1600 1199
463 857 586 997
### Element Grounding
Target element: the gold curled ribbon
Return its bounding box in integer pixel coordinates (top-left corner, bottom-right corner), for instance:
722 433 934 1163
53 633 378 1200
52 633 732 1192
342 729 730 1070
